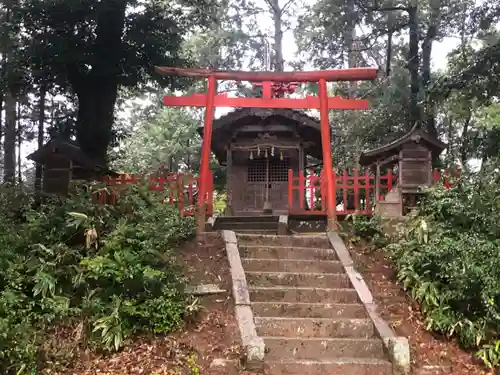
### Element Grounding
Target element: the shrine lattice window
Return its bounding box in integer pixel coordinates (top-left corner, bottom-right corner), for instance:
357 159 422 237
247 158 290 182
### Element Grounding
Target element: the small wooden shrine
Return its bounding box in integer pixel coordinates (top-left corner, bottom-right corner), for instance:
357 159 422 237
359 125 447 217
207 108 322 216
27 137 117 196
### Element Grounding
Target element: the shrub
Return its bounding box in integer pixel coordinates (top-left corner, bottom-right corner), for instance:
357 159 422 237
0 183 196 374
347 213 388 248
382 170 500 368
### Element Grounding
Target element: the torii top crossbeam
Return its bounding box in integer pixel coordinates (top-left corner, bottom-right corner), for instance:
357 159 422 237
155 66 378 82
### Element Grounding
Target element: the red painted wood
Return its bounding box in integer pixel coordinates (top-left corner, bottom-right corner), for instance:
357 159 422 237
163 94 370 110
155 66 379 82
432 168 459 190
353 169 359 211
198 75 217 215
308 169 314 210
432 168 440 184
318 79 336 228
287 168 459 217
299 170 305 209
262 81 273 99
320 170 326 211
364 171 371 214
93 172 213 217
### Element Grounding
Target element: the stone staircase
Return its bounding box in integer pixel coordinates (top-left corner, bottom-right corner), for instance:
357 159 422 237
237 233 394 375
214 215 279 234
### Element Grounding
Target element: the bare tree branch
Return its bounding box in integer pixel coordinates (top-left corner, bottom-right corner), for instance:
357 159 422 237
281 0 295 14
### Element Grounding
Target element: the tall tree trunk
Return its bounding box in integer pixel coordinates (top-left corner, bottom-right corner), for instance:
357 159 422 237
68 0 126 165
407 4 420 129
267 0 284 72
16 101 22 188
75 79 118 165
345 0 357 96
344 0 361 168
460 111 471 169
386 30 393 77
421 0 441 137
3 86 17 184
35 80 47 193
2 6 16 184
385 4 395 77
0 91 3 153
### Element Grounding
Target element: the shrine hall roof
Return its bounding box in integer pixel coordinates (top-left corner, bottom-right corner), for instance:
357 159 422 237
199 107 323 164
359 124 447 166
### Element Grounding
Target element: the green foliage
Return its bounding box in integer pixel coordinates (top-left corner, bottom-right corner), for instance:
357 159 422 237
0 183 196 374
114 107 203 174
381 170 500 368
347 213 388 248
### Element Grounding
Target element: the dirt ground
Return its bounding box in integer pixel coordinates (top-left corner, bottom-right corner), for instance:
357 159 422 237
344 235 490 375
47 233 259 375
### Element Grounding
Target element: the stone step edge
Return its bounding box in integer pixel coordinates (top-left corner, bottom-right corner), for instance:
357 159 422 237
237 234 328 239
240 245 335 251
252 301 364 307
249 286 354 292
242 258 342 263
209 357 392 369
221 230 265 371
246 271 348 277
255 316 372 323
264 358 391 365
262 336 383 343
326 231 410 374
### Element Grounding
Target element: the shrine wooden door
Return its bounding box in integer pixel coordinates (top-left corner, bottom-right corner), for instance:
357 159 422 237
242 157 290 215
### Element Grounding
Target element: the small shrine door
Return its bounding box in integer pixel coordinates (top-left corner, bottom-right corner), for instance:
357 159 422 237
245 156 290 215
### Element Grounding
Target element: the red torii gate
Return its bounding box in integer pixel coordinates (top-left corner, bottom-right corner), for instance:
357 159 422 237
154 66 378 233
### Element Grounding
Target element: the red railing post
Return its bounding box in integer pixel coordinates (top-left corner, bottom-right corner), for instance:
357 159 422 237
353 169 359 212
388 170 393 198
365 170 371 213
288 169 293 213
178 173 185 216
320 170 326 212
432 168 440 184
343 169 348 214
299 170 305 210
308 168 315 210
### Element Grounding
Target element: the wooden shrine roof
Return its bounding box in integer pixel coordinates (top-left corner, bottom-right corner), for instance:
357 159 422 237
199 108 322 163
359 124 447 166
27 137 118 176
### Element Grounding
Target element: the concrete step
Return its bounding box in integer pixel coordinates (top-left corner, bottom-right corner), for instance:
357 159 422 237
249 286 359 304
242 258 344 273
251 302 368 319
217 215 279 223
246 271 351 288
215 221 278 231
233 229 277 235
240 245 338 261
255 317 375 338
263 337 386 360
237 234 330 248
264 358 393 375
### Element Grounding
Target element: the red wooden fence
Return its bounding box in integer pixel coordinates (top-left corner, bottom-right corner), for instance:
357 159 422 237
288 168 458 216
92 171 213 217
